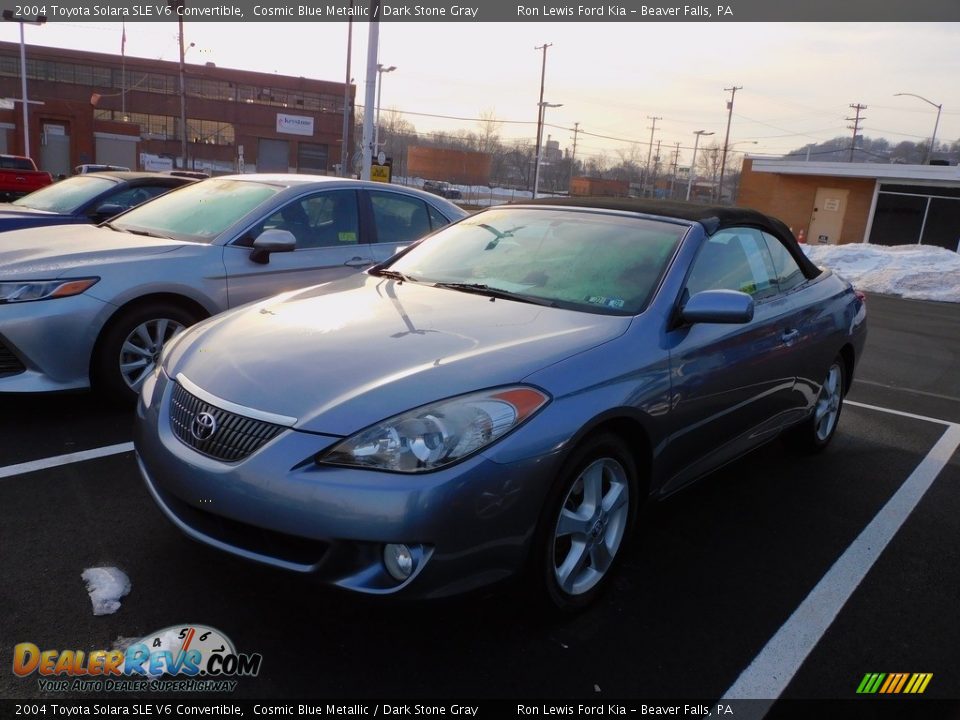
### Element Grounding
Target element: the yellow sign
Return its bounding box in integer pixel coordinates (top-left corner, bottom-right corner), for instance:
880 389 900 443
370 164 391 183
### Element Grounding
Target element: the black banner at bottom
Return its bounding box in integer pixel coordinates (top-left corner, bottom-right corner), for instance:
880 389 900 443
1 699 960 719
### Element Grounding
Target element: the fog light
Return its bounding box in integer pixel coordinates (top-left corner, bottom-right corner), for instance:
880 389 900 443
383 543 415 581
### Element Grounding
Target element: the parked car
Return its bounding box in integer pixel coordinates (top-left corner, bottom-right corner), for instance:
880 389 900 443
422 180 462 199
0 172 195 233
74 164 131 174
0 174 466 401
0 154 53 202
133 198 867 609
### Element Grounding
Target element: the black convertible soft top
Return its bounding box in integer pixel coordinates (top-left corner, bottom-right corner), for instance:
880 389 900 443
517 197 821 279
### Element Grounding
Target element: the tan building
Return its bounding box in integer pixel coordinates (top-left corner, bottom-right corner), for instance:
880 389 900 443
738 158 960 251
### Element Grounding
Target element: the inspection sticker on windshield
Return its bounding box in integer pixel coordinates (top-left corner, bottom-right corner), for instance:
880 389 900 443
586 295 625 309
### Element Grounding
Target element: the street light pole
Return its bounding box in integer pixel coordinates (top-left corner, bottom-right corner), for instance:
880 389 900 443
894 92 943 164
533 102 562 197
531 42 552 199
686 130 713 201
2 10 46 159
374 64 396 154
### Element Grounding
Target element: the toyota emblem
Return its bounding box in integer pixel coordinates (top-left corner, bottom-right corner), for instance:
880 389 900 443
190 411 217 441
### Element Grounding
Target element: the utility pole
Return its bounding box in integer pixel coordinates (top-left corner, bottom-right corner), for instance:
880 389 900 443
568 121 580 192
669 141 680 198
687 130 714 201
644 115 661 196
360 2 380 181
718 85 741 203
339 1 353 176
532 42 553 199
652 139 661 196
847 103 867 162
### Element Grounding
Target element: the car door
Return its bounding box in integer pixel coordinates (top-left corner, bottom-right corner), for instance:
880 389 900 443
660 227 801 493
222 188 374 307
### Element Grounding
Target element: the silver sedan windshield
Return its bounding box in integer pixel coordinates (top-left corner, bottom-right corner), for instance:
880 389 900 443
110 178 281 243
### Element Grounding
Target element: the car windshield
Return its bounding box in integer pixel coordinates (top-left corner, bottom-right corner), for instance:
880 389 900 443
388 207 687 314
110 178 281 243
12 175 115 213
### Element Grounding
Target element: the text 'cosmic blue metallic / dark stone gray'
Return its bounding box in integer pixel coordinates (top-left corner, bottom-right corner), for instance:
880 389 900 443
169 381 284 462
0 339 25 377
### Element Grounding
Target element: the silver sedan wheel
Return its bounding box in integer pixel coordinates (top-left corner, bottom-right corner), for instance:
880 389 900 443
119 318 185 391
552 457 630 596
814 363 843 442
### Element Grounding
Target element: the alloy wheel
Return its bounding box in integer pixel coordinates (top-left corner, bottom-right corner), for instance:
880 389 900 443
552 457 630 596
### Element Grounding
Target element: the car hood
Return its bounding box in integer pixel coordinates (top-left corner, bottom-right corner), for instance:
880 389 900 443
0 224 186 279
165 276 631 435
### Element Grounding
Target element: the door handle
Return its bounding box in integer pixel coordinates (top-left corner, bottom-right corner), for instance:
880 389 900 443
344 256 371 268
781 329 800 346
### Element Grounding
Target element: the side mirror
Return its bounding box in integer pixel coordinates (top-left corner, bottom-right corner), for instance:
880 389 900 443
680 289 754 325
91 203 126 222
250 228 296 264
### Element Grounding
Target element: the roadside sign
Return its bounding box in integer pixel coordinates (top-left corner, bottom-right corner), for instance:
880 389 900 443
370 164 391 184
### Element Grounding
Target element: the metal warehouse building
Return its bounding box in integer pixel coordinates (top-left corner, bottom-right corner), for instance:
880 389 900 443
0 40 353 177
739 158 960 252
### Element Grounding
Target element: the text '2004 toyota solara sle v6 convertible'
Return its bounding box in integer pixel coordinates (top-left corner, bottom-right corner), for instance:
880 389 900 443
135 198 867 610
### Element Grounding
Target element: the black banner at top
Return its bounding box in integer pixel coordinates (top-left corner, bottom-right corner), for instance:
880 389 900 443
3 0 960 23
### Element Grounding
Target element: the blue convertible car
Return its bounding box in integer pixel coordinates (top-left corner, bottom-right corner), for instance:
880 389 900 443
135 199 867 610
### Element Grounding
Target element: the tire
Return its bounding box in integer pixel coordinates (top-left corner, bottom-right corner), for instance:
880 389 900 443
534 433 639 612
784 356 846 453
92 302 199 404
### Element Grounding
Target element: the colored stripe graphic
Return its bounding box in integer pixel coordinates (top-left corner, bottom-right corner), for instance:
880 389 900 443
857 672 932 694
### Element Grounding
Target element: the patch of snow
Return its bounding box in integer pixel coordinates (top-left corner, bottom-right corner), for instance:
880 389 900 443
81 567 131 616
802 243 960 303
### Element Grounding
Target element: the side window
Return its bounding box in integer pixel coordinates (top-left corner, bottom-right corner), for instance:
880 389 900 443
256 190 359 250
762 232 807 293
370 191 432 244
427 204 451 231
685 228 779 301
99 185 166 211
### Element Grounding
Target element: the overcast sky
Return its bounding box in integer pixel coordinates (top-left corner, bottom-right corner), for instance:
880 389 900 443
2 21 958 166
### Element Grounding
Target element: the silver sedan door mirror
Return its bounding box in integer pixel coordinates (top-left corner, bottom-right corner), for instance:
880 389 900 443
250 228 296 264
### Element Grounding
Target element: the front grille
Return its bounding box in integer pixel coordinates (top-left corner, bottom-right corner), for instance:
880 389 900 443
169 381 285 462
0 339 26 377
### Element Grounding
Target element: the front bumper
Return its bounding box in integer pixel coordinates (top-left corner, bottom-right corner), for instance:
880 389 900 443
135 370 561 599
0 292 110 392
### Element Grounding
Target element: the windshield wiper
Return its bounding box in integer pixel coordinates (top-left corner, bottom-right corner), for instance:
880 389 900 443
432 282 557 307
121 227 175 240
369 268 418 283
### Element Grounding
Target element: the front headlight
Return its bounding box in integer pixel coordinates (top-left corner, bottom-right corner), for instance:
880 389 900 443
319 386 550 473
0 278 99 304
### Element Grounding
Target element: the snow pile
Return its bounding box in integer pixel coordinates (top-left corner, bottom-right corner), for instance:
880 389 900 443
81 567 131 616
802 243 960 303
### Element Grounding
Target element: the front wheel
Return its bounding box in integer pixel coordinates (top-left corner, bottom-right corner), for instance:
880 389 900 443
536 433 639 612
785 357 846 453
93 303 199 404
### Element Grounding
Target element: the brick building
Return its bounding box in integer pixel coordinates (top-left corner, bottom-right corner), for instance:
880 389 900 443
0 40 353 176
739 157 960 251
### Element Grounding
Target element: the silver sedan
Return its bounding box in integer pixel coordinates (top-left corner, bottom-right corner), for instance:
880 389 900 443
0 174 466 401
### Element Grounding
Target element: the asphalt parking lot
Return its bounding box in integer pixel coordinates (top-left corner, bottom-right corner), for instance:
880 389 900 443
1 293 959 710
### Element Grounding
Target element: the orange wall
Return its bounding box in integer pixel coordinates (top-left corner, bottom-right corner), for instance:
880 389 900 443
570 176 629 197
738 159 876 244
407 146 491 185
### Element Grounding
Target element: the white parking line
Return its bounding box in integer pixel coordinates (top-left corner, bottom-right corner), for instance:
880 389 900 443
721 402 960 716
0 442 134 480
